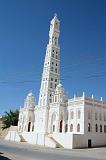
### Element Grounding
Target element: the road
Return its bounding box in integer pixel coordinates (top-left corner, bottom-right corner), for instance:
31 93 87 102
0 139 106 160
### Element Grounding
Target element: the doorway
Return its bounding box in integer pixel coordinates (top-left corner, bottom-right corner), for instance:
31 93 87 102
88 139 92 148
60 120 63 133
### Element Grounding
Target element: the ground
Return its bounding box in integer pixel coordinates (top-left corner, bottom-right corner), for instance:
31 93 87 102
0 139 106 160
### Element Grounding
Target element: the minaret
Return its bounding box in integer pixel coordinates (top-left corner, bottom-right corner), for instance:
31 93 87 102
38 14 60 108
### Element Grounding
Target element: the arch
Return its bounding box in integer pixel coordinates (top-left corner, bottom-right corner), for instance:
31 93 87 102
50 112 58 133
77 124 80 132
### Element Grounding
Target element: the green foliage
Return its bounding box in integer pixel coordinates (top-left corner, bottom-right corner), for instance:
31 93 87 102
2 109 19 129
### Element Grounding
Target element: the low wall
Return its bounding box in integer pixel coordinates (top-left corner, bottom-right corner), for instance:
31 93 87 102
5 131 20 142
53 133 73 149
22 132 56 148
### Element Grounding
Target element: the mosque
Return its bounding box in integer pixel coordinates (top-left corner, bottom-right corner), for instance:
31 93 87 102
5 14 106 149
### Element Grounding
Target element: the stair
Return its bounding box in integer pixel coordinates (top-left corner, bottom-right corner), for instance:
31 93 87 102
48 134 64 148
19 134 26 142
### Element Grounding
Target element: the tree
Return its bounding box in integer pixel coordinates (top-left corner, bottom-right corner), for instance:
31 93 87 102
2 109 19 129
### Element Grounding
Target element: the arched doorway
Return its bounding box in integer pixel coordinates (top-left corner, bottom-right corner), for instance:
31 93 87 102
28 122 31 132
60 120 63 133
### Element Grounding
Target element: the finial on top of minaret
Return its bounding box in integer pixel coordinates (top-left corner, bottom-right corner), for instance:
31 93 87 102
54 13 57 18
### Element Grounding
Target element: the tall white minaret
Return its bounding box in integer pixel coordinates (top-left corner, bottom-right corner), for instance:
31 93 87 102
38 14 60 108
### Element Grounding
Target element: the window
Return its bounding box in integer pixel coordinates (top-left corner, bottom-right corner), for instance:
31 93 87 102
52 50 54 52
70 124 73 132
56 63 57 66
104 125 106 133
77 124 80 132
52 54 54 58
95 124 98 132
65 124 68 132
100 125 102 132
56 55 58 59
51 77 53 81
88 111 91 119
55 68 57 73
55 96 57 102
50 83 53 88
66 112 68 121
52 62 54 65
95 112 97 120
55 84 57 88
99 113 102 121
78 110 81 119
55 79 57 82
71 111 74 119
51 66 54 72
49 99 52 103
88 123 91 132
32 125 34 132
104 113 106 121
53 125 55 132
50 94 52 97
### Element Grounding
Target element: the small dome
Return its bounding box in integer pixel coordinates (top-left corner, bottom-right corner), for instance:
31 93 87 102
28 92 33 97
55 83 64 94
57 83 63 88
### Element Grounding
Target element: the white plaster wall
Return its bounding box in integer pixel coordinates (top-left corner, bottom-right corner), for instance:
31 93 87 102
53 133 73 149
5 131 20 142
22 132 56 148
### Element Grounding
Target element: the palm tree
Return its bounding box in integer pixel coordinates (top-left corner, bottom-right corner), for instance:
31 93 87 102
2 109 19 129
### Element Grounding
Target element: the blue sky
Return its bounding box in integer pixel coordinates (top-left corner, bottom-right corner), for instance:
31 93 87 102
0 0 106 115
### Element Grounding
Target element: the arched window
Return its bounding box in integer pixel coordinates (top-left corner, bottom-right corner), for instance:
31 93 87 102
66 111 68 121
88 123 91 132
70 124 73 132
55 96 57 102
77 124 80 132
71 111 74 119
104 125 106 133
65 124 68 132
95 124 98 132
100 125 102 132
32 125 34 132
99 113 102 121
28 122 31 132
53 125 55 132
88 111 91 119
78 110 81 119
95 112 97 120
104 113 106 121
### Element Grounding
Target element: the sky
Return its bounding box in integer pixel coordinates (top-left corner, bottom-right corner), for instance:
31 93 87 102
0 0 106 115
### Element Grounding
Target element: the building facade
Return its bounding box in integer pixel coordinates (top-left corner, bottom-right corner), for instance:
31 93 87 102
5 15 106 149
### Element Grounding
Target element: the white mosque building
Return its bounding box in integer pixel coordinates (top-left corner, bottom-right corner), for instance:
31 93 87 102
5 14 106 149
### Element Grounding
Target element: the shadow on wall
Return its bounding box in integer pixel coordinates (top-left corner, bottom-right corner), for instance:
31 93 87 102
0 152 11 160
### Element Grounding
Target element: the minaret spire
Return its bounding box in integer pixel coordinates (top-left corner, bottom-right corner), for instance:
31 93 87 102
38 15 60 108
